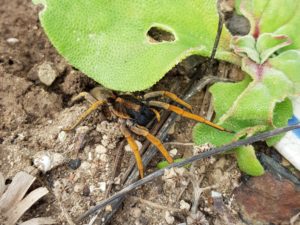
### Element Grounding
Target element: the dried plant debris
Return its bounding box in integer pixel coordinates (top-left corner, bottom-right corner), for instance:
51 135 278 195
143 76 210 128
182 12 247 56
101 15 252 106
0 171 56 225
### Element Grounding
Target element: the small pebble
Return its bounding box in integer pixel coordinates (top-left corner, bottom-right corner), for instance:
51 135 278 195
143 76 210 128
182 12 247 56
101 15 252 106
82 185 90 196
101 139 109 147
80 161 91 170
68 158 81 170
131 207 142 218
73 183 84 193
165 211 175 224
105 205 112 212
114 176 121 185
37 62 58 86
95 145 107 154
88 152 93 161
99 154 108 162
33 151 65 173
6 37 19 44
89 185 96 193
169 148 178 157
180 200 191 211
99 182 106 192
124 140 142 152
58 131 67 142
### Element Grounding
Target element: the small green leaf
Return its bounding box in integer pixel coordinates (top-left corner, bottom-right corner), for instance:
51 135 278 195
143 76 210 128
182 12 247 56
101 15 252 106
157 158 189 169
235 146 264 176
266 98 293 146
231 35 260 63
256 33 291 63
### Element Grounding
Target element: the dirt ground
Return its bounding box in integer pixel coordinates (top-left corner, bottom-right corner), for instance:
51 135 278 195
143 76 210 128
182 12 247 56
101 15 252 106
0 1 247 224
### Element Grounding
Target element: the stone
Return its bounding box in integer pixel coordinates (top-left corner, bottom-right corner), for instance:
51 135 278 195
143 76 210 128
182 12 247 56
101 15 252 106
165 211 175 224
37 62 58 86
95 145 107 154
124 140 142 152
131 207 142 218
6 37 19 44
99 182 106 192
179 200 190 211
234 172 300 224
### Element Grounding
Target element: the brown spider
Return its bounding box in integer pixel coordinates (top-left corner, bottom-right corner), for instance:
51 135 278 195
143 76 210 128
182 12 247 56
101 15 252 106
64 87 232 178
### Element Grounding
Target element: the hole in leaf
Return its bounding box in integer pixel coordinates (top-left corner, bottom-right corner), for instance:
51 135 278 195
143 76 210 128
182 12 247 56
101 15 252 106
147 26 176 43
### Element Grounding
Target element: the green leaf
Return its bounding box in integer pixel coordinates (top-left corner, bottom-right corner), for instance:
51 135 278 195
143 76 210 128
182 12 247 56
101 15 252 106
157 158 189 169
235 146 264 176
193 0 300 175
33 0 237 91
239 0 300 51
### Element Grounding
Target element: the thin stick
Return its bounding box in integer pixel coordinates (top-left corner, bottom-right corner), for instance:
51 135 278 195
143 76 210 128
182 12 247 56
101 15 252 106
210 8 224 60
77 123 300 221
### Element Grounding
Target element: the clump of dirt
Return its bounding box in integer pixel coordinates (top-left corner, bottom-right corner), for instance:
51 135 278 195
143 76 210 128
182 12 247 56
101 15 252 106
0 1 243 224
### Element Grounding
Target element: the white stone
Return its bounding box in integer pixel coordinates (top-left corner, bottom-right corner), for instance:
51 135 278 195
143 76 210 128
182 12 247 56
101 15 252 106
33 151 65 173
74 183 84 193
58 131 67 142
165 211 175 224
80 161 91 170
179 200 191 211
124 140 142 152
99 182 106 192
131 207 142 218
99 154 108 162
169 148 178 157
6 37 19 44
95 145 107 154
37 62 58 86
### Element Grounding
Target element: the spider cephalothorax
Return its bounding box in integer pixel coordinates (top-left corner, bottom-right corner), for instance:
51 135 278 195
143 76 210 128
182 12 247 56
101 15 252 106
64 87 232 178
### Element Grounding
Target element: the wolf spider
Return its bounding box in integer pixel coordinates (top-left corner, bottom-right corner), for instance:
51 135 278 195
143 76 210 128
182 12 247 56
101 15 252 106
64 87 232 178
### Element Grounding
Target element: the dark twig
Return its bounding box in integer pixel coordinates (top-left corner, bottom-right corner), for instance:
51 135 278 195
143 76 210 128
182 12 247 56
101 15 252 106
104 140 126 199
77 123 300 222
210 9 224 61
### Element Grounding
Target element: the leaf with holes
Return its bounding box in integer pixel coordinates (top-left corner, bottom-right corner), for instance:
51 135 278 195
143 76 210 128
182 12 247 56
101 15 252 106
32 0 238 91
193 0 300 175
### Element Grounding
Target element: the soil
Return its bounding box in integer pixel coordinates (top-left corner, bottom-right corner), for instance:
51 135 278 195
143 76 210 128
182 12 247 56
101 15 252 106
0 1 245 225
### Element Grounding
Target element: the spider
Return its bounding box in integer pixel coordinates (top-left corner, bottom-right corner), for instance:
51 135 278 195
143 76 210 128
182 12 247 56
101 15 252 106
64 87 232 178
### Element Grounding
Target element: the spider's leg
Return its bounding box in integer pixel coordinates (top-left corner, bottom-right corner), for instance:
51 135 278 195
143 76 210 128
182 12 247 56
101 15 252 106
150 108 161 122
121 124 144 178
149 100 234 133
71 91 98 104
130 125 174 164
144 91 192 110
63 100 106 131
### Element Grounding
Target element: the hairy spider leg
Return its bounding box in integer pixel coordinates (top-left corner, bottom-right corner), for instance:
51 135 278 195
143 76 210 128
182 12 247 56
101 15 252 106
71 91 98 104
121 125 144 178
150 108 161 122
130 125 174 165
143 91 192 110
148 101 234 133
63 100 106 131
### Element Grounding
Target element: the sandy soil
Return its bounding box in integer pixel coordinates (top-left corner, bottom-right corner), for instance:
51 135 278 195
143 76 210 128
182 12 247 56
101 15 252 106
0 1 243 224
